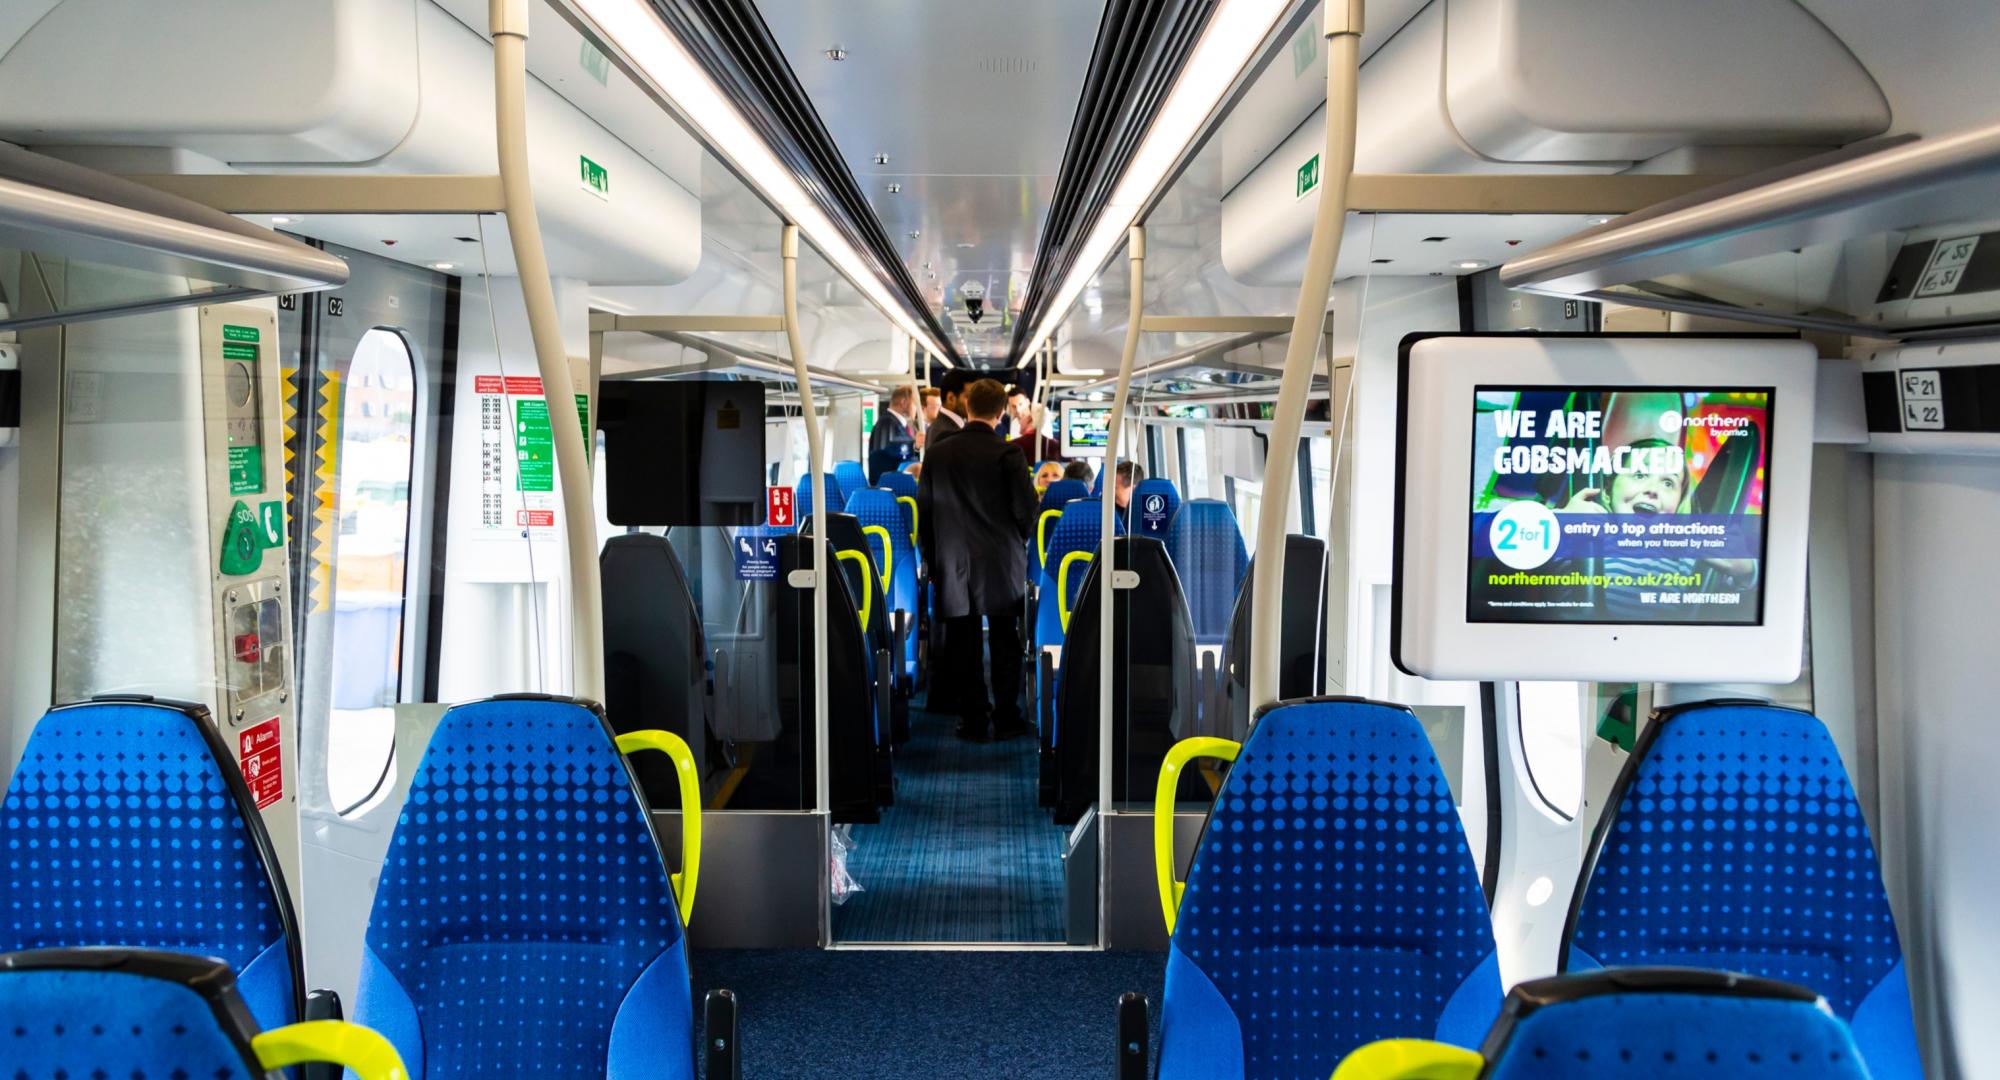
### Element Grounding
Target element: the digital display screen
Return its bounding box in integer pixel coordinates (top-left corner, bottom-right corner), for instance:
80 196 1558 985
600 379 766 526
1061 403 1111 455
1466 386 1772 626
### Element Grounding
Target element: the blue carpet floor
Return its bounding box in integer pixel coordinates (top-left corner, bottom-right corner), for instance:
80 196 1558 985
692 948 1165 1079
832 696 1068 942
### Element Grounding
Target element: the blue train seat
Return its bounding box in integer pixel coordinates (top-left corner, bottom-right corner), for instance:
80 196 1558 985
1036 497 1124 652
1166 498 1249 646
876 471 920 546
0 947 405 1079
847 487 920 683
1329 968 1873 1080
1153 698 1501 1078
833 459 868 500
0 697 303 1032
1129 477 1181 538
1563 700 1919 1080
1033 478 1089 573
796 472 843 525
354 695 726 1077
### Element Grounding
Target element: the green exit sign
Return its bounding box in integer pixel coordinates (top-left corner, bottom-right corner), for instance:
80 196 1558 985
580 155 610 200
1295 153 1321 200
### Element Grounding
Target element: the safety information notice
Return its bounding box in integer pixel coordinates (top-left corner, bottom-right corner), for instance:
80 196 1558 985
239 718 283 810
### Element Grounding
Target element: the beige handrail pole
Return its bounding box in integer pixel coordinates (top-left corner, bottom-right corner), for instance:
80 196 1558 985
492 0 603 700
781 225 832 810
1098 227 1145 832
1247 0 1364 712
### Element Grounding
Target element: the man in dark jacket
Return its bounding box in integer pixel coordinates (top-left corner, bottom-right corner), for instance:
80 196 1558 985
917 377 1039 740
867 384 920 483
924 369 972 455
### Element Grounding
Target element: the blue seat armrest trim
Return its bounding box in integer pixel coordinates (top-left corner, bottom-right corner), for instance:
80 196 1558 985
1432 950 1502 1048
352 945 423 1078
236 936 298 1031
1157 946 1244 1080
607 945 698 1080
1850 960 1923 1080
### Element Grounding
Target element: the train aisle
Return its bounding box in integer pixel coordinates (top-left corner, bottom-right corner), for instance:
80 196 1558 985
832 690 1066 942
691 949 1163 1078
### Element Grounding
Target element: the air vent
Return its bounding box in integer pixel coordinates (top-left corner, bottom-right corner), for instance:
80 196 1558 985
972 56 1039 75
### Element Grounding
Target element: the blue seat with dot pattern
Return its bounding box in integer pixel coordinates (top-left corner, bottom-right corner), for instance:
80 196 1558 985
846 487 920 680
877 469 918 502
1159 697 1500 1080
796 473 842 525
832 460 868 501
0 948 273 1078
0 698 301 1032
1166 498 1249 646
1475 969 1873 1080
1034 498 1123 654
1033 479 1089 573
1563 700 1919 1079
1130 477 1181 539
354 695 695 1079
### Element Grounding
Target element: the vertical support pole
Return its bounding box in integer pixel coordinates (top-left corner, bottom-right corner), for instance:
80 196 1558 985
781 225 831 815
491 0 603 700
1098 226 1145 936
1247 0 1364 713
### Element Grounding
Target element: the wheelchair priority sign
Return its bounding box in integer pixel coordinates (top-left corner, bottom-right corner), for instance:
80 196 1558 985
1140 493 1170 535
735 534 779 581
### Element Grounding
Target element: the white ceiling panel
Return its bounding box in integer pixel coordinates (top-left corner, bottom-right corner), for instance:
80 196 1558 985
757 0 1106 366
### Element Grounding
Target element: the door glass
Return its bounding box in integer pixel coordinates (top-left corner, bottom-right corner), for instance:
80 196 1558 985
326 329 417 814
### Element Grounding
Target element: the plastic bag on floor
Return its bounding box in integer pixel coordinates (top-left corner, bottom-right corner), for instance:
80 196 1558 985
830 824 865 905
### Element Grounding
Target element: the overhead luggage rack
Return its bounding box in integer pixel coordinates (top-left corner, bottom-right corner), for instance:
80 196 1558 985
0 142 347 330
1500 123 2000 340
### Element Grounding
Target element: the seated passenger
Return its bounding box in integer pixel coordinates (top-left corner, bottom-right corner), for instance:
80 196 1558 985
1033 460 1066 491
1063 459 1094 485
1114 460 1143 520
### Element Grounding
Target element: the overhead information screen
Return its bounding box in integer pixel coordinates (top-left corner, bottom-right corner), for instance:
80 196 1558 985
1467 387 1772 626
1394 334 1816 684
1060 401 1111 458
599 379 765 526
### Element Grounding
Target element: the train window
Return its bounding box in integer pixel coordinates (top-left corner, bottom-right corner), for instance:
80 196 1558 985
326 328 417 815
1180 426 1209 498
1226 476 1262 557
1516 681 1585 820
1306 437 1332 537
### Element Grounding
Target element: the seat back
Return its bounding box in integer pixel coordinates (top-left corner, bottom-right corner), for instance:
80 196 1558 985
1035 498 1123 651
1159 698 1500 1079
1166 498 1249 646
1130 477 1181 538
601 533 713 803
777 533 888 821
1033 479 1090 571
1564 700 1918 1079
833 459 868 499
1052 537 1193 822
1220 534 1328 739
876 469 919 503
0 698 301 1031
796 473 841 524
356 695 694 1079
1476 969 1871 1080
845 487 920 680
0 948 273 1078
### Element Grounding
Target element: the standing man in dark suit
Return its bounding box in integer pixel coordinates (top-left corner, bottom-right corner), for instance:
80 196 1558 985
917 377 1039 741
924 369 971 455
867 384 920 483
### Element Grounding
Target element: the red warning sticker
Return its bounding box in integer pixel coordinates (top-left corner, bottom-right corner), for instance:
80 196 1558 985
239 718 284 810
516 509 556 527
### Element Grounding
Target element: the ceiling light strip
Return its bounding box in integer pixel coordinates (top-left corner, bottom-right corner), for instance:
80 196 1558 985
1017 0 1292 363
573 0 952 362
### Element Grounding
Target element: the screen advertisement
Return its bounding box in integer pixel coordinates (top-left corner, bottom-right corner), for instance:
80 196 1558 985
1466 387 1771 625
1060 401 1111 457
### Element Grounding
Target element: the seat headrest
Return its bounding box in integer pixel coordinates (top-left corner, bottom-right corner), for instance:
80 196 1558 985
1129 478 1181 537
877 471 918 497
0 947 267 1078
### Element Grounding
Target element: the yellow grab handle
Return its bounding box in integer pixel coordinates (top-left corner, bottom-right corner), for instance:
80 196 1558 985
616 729 703 925
1056 550 1094 632
252 1021 408 1080
1328 1040 1484 1080
897 495 919 547
860 523 894 585
1037 509 1064 570
1155 736 1240 934
835 548 875 631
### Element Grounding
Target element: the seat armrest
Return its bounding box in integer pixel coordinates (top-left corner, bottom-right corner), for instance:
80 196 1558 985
1116 992 1149 1080
705 989 741 1080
